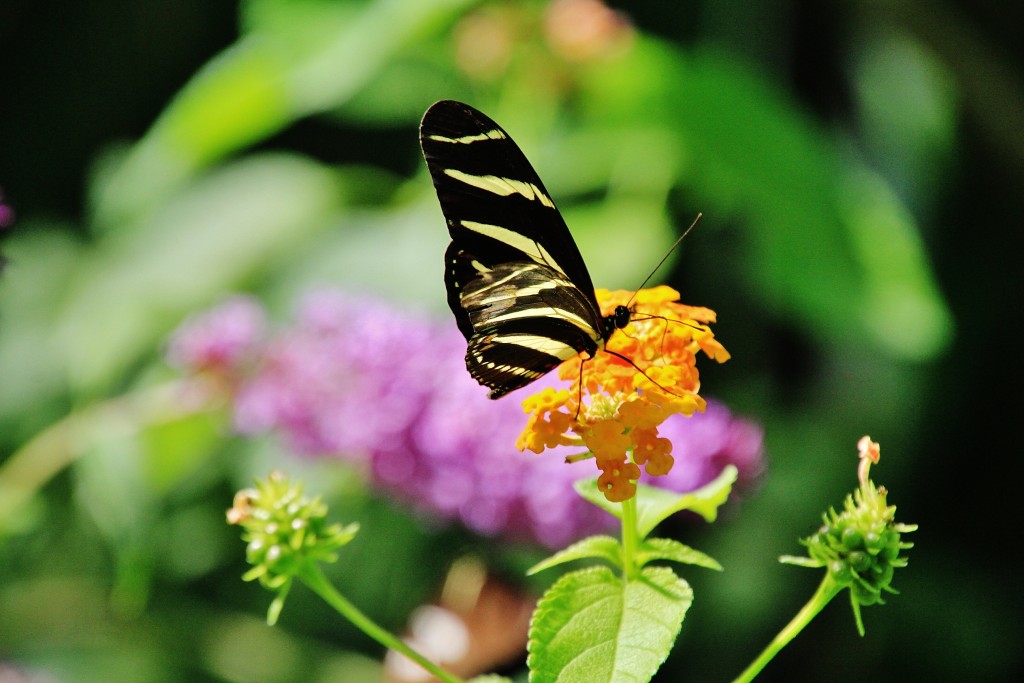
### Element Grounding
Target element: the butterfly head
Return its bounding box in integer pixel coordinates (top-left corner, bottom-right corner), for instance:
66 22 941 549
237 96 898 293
603 304 632 340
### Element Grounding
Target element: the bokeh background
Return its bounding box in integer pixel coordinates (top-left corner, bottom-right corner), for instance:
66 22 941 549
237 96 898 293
2 0 1022 681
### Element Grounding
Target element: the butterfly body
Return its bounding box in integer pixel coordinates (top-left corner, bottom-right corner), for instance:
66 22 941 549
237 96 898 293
420 100 629 398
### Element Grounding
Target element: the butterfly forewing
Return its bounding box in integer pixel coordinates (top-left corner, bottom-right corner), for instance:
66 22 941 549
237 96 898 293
420 100 610 398
420 101 599 308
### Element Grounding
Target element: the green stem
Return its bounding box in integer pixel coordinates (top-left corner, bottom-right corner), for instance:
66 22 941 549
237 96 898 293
620 495 640 579
731 576 843 683
298 564 466 683
0 382 205 531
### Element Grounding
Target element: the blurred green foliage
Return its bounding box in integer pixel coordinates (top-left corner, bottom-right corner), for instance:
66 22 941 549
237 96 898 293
1 0 1021 681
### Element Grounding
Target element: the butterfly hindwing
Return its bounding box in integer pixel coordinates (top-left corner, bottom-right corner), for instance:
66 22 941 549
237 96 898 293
420 100 611 398
460 261 608 397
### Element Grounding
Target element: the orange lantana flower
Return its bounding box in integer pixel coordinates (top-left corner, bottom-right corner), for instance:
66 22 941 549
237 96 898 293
515 285 729 502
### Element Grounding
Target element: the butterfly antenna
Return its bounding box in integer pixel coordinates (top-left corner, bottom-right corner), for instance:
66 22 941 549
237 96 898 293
625 213 702 309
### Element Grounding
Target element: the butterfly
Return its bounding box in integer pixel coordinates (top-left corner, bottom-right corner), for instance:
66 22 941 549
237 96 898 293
420 100 631 399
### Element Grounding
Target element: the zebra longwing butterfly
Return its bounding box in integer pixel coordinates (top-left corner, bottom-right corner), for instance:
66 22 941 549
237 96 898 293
420 100 631 399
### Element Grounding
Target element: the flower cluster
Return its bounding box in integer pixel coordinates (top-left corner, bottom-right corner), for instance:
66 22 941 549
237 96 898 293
0 186 13 275
518 286 730 501
806 438 915 602
169 290 763 547
228 471 358 591
544 0 634 63
166 295 266 388
451 0 633 83
0 188 13 229
783 437 917 634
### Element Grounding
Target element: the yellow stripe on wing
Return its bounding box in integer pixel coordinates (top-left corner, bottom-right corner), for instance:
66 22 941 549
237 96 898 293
444 169 556 209
426 129 506 144
459 221 566 274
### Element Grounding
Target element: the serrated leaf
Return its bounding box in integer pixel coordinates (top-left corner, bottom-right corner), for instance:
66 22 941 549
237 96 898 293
527 535 622 576
528 566 692 683
636 537 722 571
574 466 738 539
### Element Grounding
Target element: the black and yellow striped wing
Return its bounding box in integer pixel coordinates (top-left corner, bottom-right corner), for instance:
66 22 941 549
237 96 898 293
420 100 618 398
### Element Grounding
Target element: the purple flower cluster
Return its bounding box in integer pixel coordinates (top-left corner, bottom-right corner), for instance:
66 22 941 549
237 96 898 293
0 186 13 275
651 401 765 495
0 187 13 229
166 296 266 377
168 290 764 548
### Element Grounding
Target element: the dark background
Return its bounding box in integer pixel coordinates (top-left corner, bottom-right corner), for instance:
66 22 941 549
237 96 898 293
2 1 1023 681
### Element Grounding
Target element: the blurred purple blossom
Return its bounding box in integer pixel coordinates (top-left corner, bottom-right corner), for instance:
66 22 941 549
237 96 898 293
0 187 14 229
168 290 765 548
651 401 765 495
0 186 13 275
166 295 266 376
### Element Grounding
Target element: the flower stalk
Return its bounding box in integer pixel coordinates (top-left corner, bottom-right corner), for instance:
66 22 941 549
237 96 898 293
620 495 640 579
228 472 466 683
737 436 917 680
731 575 842 683
0 382 208 532
298 563 465 683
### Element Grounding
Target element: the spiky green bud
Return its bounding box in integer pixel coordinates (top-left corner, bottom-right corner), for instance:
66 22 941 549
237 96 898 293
227 471 358 590
781 437 917 634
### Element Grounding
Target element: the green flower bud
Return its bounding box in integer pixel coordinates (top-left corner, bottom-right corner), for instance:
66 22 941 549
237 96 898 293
227 472 359 590
841 527 863 550
780 437 917 634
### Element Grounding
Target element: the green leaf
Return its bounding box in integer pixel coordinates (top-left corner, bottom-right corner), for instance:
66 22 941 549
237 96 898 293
94 0 479 225
635 466 738 537
61 154 345 393
839 169 954 359
779 555 824 568
636 537 722 571
573 478 621 518
574 466 738 539
528 566 692 683
0 226 84 425
579 39 952 361
527 535 622 576
141 408 223 494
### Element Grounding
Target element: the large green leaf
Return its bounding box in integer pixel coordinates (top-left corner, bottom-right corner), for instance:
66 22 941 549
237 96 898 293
528 566 692 683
